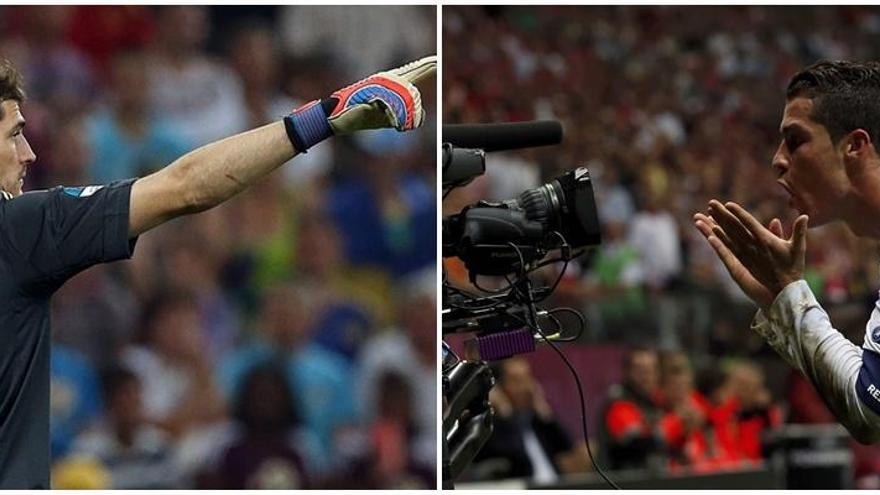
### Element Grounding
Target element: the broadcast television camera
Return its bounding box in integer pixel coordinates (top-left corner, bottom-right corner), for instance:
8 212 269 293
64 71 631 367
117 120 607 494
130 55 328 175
441 121 603 487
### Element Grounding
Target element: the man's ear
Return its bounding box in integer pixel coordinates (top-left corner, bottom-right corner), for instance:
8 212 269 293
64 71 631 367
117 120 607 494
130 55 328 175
841 129 876 180
844 129 874 158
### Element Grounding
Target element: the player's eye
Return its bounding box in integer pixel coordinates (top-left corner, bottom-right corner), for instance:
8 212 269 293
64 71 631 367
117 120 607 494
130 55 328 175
786 135 804 152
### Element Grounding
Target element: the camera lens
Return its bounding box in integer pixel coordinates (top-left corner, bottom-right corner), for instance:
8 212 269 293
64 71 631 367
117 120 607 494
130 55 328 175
512 168 599 249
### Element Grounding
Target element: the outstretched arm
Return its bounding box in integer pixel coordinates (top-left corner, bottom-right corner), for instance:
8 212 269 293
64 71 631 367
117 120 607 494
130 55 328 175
128 55 436 237
129 121 294 236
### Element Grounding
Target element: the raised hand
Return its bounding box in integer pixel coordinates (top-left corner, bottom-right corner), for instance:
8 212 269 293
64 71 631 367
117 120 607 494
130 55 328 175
284 55 436 152
694 200 808 311
328 55 436 133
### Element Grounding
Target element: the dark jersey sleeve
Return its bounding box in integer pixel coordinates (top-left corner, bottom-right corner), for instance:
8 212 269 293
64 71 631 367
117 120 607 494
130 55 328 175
1 179 138 295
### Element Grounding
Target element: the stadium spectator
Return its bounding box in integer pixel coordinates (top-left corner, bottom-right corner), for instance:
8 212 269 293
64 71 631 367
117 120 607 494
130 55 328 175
628 187 682 292
357 269 437 472
218 283 356 473
148 6 249 146
162 234 241 362
67 365 179 489
709 361 782 463
86 49 192 183
3 6 96 115
368 371 435 488
472 357 589 482
121 291 226 438
325 371 434 489
227 20 293 129
656 351 724 471
327 140 436 277
599 347 665 470
295 214 382 361
581 218 647 340
279 5 434 82
206 365 315 489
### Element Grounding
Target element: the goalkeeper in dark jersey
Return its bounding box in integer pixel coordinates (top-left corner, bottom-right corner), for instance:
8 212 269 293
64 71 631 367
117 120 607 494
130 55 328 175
0 55 435 488
694 60 880 444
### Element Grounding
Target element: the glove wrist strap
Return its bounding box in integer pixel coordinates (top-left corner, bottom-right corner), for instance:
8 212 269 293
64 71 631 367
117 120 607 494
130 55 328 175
283 99 336 153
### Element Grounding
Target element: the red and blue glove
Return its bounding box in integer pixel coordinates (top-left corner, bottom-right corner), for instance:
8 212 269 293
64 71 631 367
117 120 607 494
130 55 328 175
284 55 435 153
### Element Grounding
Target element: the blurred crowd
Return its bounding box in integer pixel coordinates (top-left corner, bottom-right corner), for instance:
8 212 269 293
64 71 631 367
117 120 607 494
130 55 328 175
598 348 779 473
467 351 779 483
0 5 436 489
445 5 880 487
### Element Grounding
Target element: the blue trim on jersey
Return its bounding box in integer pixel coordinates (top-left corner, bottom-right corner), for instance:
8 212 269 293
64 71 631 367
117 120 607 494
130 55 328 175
62 187 84 197
856 349 880 415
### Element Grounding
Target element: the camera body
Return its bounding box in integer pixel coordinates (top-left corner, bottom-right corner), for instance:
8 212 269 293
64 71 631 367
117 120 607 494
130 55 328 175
444 164 602 276
441 122 603 483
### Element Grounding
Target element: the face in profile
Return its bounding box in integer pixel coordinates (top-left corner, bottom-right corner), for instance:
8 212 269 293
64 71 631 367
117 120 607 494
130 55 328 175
0 100 35 197
772 96 851 226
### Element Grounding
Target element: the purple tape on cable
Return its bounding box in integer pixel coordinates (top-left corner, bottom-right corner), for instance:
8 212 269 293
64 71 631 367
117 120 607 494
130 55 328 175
477 328 536 361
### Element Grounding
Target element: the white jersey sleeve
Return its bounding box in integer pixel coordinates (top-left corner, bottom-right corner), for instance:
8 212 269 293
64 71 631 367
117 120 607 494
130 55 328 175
751 279 880 443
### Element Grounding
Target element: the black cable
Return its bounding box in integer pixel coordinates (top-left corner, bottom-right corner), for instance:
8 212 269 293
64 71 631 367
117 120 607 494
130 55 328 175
530 231 584 271
504 242 531 298
504 274 528 301
447 235 618 487
444 283 483 299
445 281 508 303
445 299 509 312
532 257 570 303
472 274 515 294
546 307 586 342
445 297 509 311
521 232 584 304
533 326 621 489
542 312 564 336
513 272 619 489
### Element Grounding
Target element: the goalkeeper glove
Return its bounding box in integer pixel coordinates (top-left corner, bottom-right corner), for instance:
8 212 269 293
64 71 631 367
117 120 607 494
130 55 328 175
284 55 435 153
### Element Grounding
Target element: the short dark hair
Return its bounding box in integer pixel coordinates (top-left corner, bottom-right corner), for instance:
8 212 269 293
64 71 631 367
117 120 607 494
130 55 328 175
137 288 199 343
0 59 25 119
786 60 880 148
100 364 139 401
233 363 301 430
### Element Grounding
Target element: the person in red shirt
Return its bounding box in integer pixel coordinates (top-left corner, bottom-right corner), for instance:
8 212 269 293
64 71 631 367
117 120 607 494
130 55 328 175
709 361 782 464
656 351 717 471
599 347 665 470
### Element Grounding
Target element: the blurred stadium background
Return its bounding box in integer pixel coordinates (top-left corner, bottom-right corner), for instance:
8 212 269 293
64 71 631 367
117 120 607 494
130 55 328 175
1 5 436 489
444 5 880 490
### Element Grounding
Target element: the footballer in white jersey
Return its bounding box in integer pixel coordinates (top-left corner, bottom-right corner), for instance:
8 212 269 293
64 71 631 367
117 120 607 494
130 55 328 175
695 60 880 443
